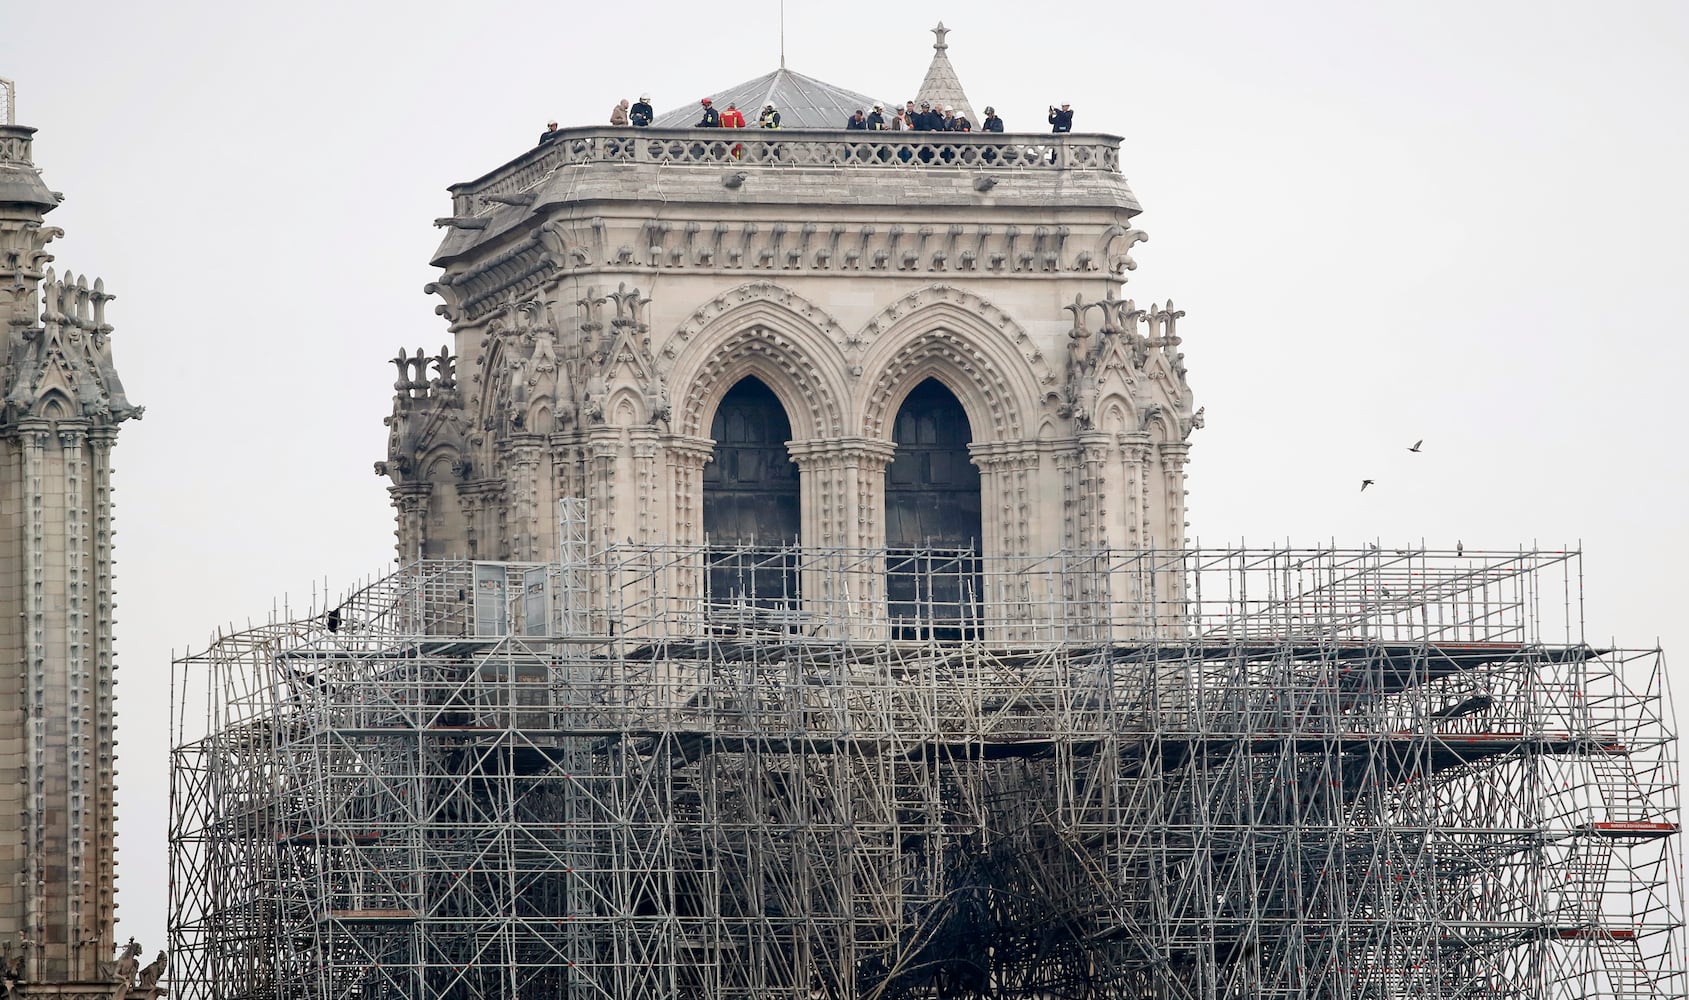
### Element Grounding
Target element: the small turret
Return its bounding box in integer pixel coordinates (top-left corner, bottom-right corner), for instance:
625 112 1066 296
0 119 64 347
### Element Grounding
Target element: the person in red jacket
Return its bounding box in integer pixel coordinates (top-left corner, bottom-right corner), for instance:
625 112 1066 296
719 101 747 159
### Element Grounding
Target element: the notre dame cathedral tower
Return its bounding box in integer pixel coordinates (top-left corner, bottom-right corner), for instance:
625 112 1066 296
381 35 1199 639
0 87 143 999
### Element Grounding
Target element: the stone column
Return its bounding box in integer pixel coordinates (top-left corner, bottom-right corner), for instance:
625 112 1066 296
549 432 589 524
662 436 714 550
582 428 624 636
1157 442 1191 551
659 437 714 636
389 483 430 563
17 425 51 982
970 443 1042 641
1116 432 1155 639
86 428 118 974
502 435 545 562
628 427 661 546
456 481 507 561
786 438 895 639
55 424 95 980
1156 441 1193 635
1051 436 1113 640
1118 433 1153 550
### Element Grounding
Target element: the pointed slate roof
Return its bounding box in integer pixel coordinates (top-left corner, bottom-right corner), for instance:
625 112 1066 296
912 22 977 126
651 67 892 130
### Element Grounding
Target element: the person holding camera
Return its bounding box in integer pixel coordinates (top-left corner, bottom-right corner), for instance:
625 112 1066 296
1048 102 1074 133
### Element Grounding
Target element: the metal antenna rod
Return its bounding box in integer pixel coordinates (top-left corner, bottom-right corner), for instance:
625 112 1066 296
779 0 786 69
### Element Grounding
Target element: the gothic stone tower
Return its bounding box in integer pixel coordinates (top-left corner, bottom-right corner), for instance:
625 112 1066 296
0 114 140 996
383 66 1198 637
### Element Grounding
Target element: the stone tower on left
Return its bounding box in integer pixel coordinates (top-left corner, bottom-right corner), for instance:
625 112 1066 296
0 87 141 999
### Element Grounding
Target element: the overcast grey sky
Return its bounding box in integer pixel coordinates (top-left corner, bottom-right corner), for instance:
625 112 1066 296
6 0 1687 946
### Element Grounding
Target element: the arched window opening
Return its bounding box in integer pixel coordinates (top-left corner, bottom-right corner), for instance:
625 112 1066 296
885 378 983 640
702 377 801 625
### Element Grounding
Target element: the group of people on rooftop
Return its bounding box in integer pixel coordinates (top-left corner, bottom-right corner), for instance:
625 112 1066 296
690 98 783 129
536 96 1075 145
844 100 998 133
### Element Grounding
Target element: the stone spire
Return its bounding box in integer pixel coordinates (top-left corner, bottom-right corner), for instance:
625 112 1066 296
912 22 978 126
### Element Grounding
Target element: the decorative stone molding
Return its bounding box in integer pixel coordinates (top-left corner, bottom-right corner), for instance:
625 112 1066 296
1098 223 1150 276
526 222 1122 281
379 345 466 485
667 281 853 366
857 286 1054 445
1054 292 1198 444
451 129 1125 211
450 237 554 322
2 270 139 430
854 283 1058 392
669 291 850 440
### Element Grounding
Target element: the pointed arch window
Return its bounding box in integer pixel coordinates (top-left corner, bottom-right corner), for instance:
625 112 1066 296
885 378 983 639
702 377 801 625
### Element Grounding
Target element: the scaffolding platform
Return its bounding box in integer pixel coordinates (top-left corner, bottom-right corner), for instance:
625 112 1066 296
168 544 1686 1000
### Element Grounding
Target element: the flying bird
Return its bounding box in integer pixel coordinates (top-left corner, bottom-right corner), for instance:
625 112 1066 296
1360 479 1375 492
1408 439 1424 453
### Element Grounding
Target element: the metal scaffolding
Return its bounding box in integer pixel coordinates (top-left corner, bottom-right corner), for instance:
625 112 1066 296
168 542 1685 999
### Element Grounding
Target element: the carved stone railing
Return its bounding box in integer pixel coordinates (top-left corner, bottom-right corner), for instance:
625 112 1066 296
450 127 1124 215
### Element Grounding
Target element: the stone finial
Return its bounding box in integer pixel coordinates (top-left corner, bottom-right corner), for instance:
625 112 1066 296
913 24 976 124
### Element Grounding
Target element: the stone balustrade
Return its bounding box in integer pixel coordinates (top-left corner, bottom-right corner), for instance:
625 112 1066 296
451 127 1124 215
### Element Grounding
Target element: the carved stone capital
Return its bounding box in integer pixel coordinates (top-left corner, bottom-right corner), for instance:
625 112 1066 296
968 440 1041 471
664 434 717 466
785 436 897 471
